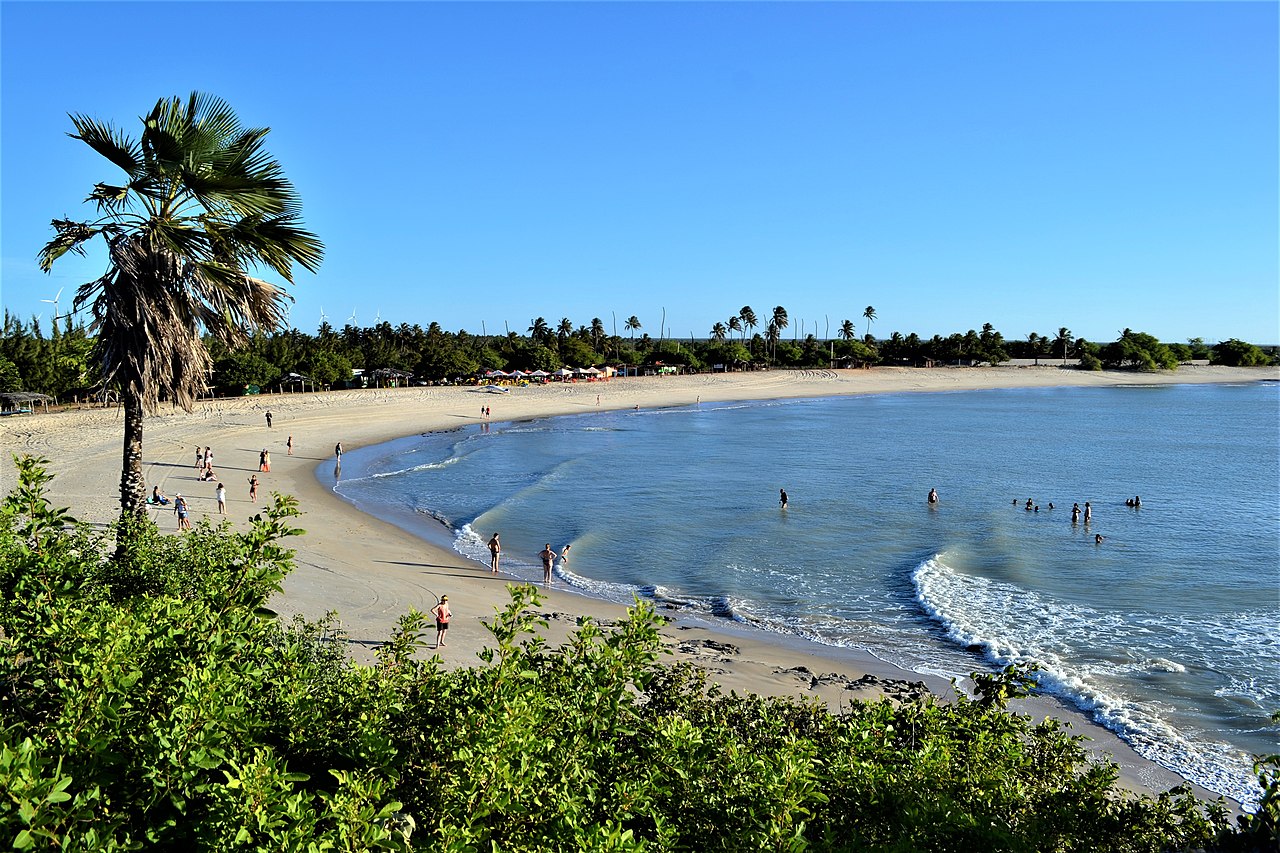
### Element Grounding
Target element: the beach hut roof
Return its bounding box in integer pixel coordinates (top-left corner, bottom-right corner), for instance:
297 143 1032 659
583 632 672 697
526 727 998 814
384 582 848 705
553 368 574 376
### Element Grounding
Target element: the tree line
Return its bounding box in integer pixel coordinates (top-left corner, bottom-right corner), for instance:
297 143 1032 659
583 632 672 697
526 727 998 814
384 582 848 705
3 309 1274 401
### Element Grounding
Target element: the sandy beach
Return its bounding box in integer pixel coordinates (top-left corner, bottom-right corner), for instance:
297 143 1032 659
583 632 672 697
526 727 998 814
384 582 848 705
5 364 1273 805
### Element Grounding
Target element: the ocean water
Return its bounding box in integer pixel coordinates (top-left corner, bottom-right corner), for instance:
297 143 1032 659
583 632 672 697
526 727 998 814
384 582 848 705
328 381 1279 806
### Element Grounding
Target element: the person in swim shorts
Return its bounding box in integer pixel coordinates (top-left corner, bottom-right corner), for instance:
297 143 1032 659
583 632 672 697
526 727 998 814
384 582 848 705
432 595 451 648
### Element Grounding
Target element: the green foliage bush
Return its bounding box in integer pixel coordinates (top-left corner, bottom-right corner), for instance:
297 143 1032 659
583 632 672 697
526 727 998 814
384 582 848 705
2 457 1274 851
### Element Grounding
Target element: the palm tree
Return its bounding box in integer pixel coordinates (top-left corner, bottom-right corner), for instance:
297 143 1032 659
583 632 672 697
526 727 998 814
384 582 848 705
624 315 641 342
727 316 742 339
710 322 727 342
739 306 757 339
528 317 549 344
557 317 573 346
772 306 789 337
765 321 780 363
590 317 605 354
1027 332 1042 365
839 319 855 341
1055 327 1073 363
863 306 877 338
39 93 322 526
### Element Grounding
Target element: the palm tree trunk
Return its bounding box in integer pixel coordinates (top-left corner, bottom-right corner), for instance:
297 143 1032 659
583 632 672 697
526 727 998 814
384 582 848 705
120 392 147 522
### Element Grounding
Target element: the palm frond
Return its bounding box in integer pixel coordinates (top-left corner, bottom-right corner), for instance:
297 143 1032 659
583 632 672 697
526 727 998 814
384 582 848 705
39 219 106 272
68 114 141 175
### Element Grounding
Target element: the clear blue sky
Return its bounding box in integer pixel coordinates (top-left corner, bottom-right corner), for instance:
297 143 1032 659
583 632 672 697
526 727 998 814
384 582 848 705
3 1 1277 345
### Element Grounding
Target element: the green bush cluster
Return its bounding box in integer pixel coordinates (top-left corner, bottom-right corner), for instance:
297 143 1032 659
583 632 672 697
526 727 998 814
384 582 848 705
2 457 1275 851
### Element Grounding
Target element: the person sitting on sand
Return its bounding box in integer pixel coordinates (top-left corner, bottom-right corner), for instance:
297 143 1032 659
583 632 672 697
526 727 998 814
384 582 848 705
151 485 169 505
198 467 218 482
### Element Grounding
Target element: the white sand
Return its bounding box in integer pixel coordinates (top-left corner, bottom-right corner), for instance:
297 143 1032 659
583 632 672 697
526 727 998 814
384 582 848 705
6 364 1272 804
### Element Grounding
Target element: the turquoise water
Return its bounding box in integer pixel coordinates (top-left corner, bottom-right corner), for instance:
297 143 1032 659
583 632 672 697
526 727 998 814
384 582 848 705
329 381 1279 805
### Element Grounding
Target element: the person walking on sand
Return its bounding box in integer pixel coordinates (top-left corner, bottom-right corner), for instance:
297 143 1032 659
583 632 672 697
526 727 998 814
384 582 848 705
539 543 558 584
432 595 452 648
248 474 259 502
286 435 293 456
779 488 788 509
265 410 273 429
174 494 191 530
259 449 271 472
488 533 502 573
216 482 226 514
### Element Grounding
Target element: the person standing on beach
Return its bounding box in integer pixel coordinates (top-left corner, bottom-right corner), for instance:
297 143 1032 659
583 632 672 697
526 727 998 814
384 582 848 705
488 534 501 573
539 543 558 584
204 447 213 468
265 410 273 429
195 447 204 470
431 595 451 648
779 488 788 509
216 482 226 515
248 474 259 502
259 449 271 472
174 494 191 530
286 435 293 456
334 442 343 461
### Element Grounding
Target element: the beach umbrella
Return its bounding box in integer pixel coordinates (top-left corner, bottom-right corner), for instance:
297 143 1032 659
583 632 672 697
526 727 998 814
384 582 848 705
553 368 574 377
529 370 550 377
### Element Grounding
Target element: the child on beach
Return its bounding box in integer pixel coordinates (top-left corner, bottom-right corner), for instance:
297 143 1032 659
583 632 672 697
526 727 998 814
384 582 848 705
216 482 226 514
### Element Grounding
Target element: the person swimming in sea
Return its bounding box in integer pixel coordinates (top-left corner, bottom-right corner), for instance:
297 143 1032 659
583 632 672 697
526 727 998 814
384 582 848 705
928 488 938 504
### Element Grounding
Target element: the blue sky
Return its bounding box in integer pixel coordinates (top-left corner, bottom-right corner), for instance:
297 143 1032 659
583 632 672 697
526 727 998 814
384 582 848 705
3 1 1276 345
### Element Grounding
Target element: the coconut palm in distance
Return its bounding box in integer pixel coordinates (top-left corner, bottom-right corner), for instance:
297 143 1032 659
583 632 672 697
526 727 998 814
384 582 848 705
39 92 323 527
839 319 856 341
1055 327 1073 363
727 315 742 340
710 321 727 342
863 305 877 338
739 306 757 340
624 315 641 342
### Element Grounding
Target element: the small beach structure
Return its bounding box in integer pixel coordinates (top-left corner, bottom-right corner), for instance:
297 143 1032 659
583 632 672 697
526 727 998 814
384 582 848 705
0 392 54 415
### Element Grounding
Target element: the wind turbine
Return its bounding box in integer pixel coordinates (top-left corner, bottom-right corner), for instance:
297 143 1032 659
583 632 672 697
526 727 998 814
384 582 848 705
374 309 381 324
319 306 330 326
346 308 358 326
41 287 65 320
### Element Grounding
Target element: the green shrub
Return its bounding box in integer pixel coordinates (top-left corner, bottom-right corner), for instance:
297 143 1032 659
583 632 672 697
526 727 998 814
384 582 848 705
2 456 1272 852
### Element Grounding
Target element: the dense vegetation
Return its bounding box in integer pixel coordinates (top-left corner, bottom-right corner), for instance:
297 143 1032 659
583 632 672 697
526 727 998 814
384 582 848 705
3 458 1276 851
3 310 1274 400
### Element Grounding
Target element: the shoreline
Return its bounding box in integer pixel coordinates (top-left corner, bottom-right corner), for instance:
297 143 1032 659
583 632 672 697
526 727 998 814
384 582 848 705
7 365 1273 808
